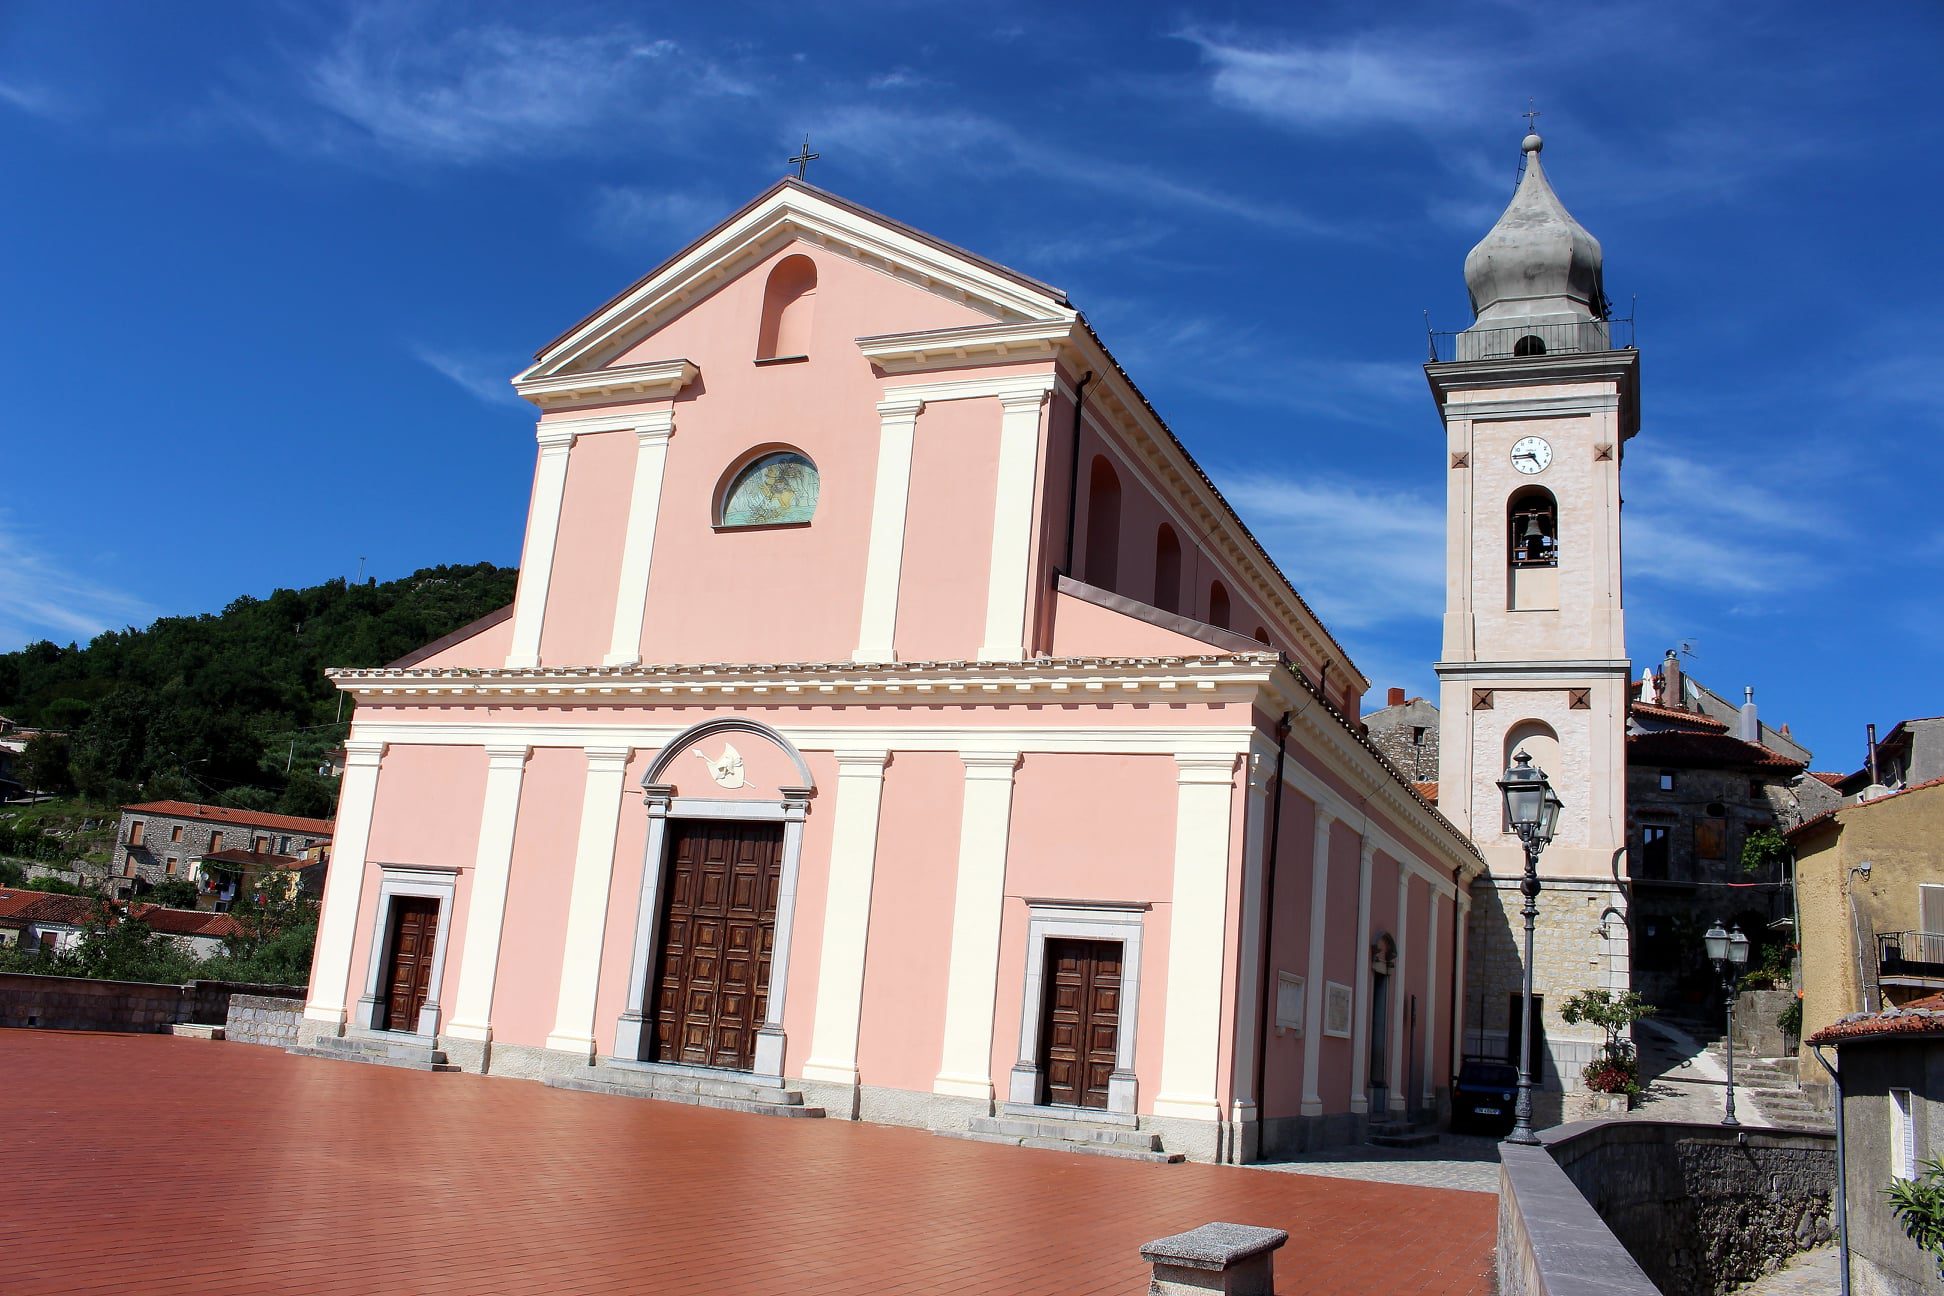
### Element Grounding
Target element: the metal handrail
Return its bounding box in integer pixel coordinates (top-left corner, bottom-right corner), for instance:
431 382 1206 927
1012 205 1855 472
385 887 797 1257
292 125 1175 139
1427 316 1636 363
1878 930 1944 973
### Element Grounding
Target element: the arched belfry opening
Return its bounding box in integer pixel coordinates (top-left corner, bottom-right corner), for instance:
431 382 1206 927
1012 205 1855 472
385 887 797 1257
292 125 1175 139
756 254 817 360
1512 334 1548 357
1507 485 1559 611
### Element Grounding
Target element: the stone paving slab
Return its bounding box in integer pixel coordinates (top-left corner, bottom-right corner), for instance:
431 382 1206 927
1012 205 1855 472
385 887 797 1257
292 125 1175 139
1736 1243 1839 1295
0 1030 1496 1295
1251 1133 1502 1194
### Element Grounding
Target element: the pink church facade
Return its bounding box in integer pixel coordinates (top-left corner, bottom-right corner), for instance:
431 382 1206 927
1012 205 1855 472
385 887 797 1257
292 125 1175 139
303 180 1482 1161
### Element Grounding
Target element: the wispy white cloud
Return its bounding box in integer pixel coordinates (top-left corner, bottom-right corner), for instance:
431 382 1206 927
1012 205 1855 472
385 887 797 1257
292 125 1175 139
0 79 65 119
867 68 930 91
1218 470 1445 632
585 184 735 253
818 104 1335 233
1624 446 1838 599
1177 28 1482 133
410 344 523 407
0 512 154 649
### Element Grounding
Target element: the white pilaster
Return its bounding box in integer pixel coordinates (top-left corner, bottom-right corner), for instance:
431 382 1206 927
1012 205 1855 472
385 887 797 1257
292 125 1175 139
803 750 891 1085
1389 870 1411 1110
1228 740 1277 1123
1423 890 1441 1107
976 388 1051 661
852 399 924 663
1453 889 1472 1077
933 751 1021 1101
1154 753 1238 1122
303 739 385 1028
1348 835 1376 1113
1299 807 1334 1117
506 426 577 669
603 415 676 666
445 744 532 1043
546 747 634 1057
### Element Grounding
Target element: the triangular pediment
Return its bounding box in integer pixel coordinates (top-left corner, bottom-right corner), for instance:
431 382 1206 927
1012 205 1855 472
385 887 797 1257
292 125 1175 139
520 179 1074 382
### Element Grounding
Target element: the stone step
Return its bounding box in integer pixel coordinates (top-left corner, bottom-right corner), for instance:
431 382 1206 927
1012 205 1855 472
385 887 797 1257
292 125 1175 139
936 1128 1184 1163
544 1074 824 1118
573 1061 806 1105
304 1033 452 1065
1368 1130 1441 1149
285 1044 460 1073
170 1024 224 1040
967 1115 1163 1152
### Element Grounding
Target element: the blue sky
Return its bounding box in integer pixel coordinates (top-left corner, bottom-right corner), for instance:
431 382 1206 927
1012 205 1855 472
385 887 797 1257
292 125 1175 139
1 1 1937 769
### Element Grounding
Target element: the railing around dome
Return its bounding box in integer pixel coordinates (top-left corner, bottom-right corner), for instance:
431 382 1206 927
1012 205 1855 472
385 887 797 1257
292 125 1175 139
1426 315 1635 363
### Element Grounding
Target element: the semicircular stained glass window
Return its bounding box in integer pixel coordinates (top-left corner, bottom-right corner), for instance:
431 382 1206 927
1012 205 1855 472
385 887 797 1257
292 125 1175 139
719 450 820 527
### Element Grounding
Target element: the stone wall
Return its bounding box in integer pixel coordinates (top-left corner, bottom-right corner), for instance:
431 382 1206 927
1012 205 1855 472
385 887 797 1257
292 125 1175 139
1733 989 1797 1058
0 973 303 1033
1465 876 1628 1091
1545 1120 1835 1296
224 993 306 1047
1362 697 1441 784
112 808 328 889
1497 1139 1657 1296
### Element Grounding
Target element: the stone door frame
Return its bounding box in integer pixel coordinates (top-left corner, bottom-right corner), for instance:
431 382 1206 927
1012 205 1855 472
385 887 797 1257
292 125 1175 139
354 864 459 1039
1008 901 1147 1118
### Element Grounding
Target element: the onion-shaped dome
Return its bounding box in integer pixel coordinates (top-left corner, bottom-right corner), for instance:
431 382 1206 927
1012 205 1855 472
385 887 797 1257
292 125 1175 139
1463 134 1606 326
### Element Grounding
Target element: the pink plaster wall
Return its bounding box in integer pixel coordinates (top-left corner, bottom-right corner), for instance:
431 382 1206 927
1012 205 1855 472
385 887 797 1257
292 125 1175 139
855 751 963 1093
894 398 999 662
413 612 514 668
537 426 637 665
1259 792 1317 1119
488 747 584 1048
350 745 488 1026
592 750 654 1055
1315 819 1363 1111
1045 590 1227 658
990 753 1187 1114
1403 873 1432 1101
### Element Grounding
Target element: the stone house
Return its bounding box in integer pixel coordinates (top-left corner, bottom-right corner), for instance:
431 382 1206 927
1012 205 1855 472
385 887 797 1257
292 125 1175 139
1361 688 1440 787
1825 716 1944 799
0 889 93 954
1807 994 1944 1296
113 801 332 902
1793 779 1944 1108
1625 676 1806 1009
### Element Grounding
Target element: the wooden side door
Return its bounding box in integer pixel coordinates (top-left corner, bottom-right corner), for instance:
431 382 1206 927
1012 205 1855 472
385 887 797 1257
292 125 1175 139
384 897 439 1033
651 821 783 1070
1038 938 1122 1110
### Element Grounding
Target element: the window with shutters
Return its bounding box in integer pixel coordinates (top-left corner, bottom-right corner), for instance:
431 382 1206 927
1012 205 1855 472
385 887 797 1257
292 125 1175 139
1892 1088 1916 1180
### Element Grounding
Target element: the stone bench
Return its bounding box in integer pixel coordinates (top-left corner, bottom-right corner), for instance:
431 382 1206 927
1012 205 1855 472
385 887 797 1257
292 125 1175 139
1140 1222 1287 1295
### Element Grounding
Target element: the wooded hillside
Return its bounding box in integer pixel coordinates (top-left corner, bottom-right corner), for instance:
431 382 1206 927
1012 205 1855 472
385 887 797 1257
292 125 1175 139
0 563 516 815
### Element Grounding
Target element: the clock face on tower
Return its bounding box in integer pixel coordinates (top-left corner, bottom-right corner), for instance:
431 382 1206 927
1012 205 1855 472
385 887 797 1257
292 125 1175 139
1510 436 1552 474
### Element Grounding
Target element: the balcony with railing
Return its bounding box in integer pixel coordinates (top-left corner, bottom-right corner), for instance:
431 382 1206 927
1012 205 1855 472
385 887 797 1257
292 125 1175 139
1427 315 1635 364
1878 930 1944 985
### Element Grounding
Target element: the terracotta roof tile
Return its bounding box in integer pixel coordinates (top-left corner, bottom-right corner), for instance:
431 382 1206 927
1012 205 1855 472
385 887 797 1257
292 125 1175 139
1809 993 1944 1046
1627 729 1805 773
1412 781 1439 804
120 801 333 838
1629 700 1730 731
1808 771 1847 788
129 905 241 939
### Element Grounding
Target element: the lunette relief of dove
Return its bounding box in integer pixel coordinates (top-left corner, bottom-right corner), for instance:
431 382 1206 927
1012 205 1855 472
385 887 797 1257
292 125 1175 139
694 743 746 789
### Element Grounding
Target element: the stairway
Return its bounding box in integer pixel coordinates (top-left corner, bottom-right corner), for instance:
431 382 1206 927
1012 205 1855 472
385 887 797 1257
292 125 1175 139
1367 1118 1440 1149
543 1060 824 1119
937 1113 1184 1163
1705 1046 1831 1130
287 1033 459 1072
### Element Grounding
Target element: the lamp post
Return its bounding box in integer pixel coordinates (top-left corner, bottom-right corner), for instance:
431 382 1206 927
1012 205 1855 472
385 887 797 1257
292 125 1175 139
1499 750 1564 1146
1705 920 1752 1127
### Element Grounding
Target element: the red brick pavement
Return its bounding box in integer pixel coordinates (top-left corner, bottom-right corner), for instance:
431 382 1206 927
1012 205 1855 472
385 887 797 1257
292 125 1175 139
0 1031 1494 1294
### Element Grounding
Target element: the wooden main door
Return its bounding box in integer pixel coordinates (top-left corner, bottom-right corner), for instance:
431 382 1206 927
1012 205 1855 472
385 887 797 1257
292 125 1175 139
382 897 439 1033
649 820 784 1070
1038 938 1122 1109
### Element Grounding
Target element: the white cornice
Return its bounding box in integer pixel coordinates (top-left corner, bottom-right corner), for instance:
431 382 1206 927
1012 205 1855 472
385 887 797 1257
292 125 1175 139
514 359 700 411
858 320 1078 374
523 188 1069 380
883 372 1057 407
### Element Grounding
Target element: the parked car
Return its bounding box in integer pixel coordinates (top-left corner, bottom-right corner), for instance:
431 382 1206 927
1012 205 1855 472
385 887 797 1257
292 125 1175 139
1452 1059 1519 1135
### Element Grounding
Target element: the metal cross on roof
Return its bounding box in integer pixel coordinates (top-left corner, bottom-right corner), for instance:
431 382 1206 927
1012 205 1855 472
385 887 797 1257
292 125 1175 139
788 134 820 181
1522 100 1541 134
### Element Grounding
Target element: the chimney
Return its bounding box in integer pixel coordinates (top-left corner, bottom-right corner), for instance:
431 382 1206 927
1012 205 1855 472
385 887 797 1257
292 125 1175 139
1661 649 1684 711
1868 723 1880 787
1739 687 1759 743
1387 686 1406 707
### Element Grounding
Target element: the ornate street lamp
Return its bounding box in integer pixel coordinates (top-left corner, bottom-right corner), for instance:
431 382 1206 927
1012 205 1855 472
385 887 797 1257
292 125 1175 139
1705 920 1752 1127
1499 750 1563 1146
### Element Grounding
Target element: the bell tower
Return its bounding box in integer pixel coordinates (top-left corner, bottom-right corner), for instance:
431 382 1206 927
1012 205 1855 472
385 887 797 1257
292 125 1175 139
1428 130 1640 1087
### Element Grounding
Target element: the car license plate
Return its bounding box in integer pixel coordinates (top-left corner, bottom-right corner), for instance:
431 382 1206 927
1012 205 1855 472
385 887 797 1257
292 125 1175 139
1476 1106 1501 1115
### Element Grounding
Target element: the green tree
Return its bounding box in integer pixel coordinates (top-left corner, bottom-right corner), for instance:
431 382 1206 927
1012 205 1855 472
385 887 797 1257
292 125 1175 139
1887 1158 1944 1280
145 878 199 908
1741 826 1791 877
202 871 318 986
1562 988 1657 1094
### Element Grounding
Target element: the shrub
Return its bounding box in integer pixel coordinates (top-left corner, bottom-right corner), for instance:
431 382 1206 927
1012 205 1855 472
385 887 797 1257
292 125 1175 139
1886 1158 1944 1280
1778 995 1802 1040
1563 988 1656 1097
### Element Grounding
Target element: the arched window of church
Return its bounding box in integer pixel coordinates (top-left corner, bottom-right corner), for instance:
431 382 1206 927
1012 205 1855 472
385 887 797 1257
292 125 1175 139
718 449 820 527
1502 719 1563 834
1508 487 1558 568
755 254 817 361
1208 580 1231 630
1154 525 1182 614
1084 456 1121 589
1507 486 1559 611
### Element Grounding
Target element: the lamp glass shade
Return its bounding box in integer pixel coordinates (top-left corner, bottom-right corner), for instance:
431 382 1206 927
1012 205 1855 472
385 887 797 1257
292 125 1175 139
1499 751 1545 829
1539 788 1565 845
1728 926 1751 966
1703 921 1729 964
